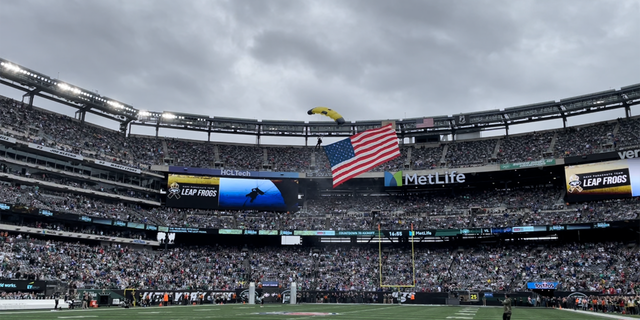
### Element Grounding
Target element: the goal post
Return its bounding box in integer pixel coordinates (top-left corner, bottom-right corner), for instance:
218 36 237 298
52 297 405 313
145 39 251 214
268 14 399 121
124 288 136 306
378 223 416 289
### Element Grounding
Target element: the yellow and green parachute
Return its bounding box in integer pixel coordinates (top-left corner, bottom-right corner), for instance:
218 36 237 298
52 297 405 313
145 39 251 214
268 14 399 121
307 107 345 125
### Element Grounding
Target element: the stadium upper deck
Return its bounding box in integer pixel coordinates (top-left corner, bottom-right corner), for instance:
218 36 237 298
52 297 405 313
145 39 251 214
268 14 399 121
2 95 640 174
0 58 639 236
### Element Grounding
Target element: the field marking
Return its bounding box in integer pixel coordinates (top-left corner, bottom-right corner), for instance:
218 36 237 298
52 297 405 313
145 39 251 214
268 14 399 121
193 309 219 311
0 308 131 315
449 306 478 319
560 308 640 320
237 305 401 320
58 316 98 319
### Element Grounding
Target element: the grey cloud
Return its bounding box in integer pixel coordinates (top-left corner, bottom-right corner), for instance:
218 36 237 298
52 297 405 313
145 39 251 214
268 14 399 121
0 0 637 133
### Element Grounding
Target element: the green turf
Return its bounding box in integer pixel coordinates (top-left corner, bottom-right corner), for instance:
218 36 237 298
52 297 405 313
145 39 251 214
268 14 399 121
0 304 636 320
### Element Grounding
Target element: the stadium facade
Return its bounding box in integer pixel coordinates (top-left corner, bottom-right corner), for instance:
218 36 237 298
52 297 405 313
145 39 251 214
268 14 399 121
0 58 639 307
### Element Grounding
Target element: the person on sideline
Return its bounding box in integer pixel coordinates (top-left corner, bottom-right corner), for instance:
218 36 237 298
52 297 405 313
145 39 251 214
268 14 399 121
499 294 512 320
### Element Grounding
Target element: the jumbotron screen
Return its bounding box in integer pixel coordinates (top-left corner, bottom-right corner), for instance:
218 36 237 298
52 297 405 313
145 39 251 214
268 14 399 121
564 158 640 202
166 174 299 212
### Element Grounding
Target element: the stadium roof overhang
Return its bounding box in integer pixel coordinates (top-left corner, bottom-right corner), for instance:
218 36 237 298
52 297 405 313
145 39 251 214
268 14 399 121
1 57 639 137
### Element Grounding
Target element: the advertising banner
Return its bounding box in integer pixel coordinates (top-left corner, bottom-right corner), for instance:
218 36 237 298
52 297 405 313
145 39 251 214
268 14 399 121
512 226 547 233
95 160 141 174
169 166 299 179
500 159 556 170
0 134 16 144
527 282 559 290
0 299 69 310
27 143 83 160
0 280 46 292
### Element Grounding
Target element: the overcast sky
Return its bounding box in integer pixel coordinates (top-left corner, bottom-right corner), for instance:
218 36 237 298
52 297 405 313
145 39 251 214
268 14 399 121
0 0 638 144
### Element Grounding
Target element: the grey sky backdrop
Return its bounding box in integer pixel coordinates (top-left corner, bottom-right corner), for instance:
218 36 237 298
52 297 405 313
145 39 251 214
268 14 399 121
0 0 638 145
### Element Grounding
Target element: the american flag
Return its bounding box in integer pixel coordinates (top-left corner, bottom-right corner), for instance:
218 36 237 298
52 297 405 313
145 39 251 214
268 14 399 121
415 118 434 128
323 124 400 187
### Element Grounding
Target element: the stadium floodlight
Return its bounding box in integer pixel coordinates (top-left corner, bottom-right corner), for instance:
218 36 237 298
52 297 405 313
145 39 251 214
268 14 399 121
107 100 124 109
57 82 82 95
138 110 150 117
0 62 22 73
162 113 176 119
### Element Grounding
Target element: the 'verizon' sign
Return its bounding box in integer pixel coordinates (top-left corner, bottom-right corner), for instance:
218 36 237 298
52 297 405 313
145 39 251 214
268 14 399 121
618 148 640 159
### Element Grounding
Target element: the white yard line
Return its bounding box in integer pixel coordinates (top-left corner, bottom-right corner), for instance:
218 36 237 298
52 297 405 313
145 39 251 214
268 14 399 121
560 308 640 320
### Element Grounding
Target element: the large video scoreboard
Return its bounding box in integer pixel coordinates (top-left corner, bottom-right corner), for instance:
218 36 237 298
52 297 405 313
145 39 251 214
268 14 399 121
166 174 299 212
564 157 640 202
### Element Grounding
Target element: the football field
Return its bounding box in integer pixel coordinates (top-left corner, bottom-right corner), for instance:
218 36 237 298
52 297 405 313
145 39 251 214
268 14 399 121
0 304 638 320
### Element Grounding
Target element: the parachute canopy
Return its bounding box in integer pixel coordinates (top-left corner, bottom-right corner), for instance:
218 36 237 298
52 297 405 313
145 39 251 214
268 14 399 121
307 107 345 125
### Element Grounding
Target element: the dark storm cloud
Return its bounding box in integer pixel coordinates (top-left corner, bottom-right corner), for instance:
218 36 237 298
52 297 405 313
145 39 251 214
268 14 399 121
245 0 639 119
0 0 638 132
0 0 236 114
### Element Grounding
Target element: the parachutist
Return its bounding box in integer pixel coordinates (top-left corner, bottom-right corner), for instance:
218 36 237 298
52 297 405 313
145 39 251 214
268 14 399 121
308 107 345 125
245 187 265 203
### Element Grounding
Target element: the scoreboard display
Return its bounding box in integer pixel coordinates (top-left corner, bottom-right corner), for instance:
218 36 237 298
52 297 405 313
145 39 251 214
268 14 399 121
166 174 299 212
564 158 640 202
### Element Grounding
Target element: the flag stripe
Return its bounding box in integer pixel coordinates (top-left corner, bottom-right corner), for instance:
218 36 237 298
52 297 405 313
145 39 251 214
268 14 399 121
333 148 400 186
333 133 398 177
332 137 399 177
325 124 401 187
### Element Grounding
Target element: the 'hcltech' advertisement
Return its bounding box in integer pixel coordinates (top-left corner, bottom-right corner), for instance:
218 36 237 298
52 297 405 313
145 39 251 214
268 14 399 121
564 158 640 202
166 174 298 211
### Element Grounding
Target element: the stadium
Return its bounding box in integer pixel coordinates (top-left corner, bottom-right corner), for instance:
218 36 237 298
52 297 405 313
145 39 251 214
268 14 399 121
0 56 639 320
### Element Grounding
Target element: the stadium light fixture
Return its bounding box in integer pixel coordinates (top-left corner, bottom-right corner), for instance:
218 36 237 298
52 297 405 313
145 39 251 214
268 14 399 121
138 110 150 117
57 82 82 95
107 100 124 109
162 113 176 119
0 62 22 73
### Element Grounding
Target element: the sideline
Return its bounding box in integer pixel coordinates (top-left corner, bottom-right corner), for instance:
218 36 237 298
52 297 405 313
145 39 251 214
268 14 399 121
0 304 209 315
560 308 640 320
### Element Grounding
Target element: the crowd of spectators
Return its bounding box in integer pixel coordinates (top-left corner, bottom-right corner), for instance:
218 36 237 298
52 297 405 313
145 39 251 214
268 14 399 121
3 96 640 174
1 220 151 241
497 131 554 164
614 117 640 149
0 291 39 300
1 180 639 235
444 139 496 168
1 233 639 295
0 164 157 202
0 183 154 225
3 99 637 236
0 97 163 171
445 242 640 294
411 145 444 170
269 147 311 172
0 233 246 291
573 295 640 314
218 144 264 171
554 122 617 157
164 139 215 169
